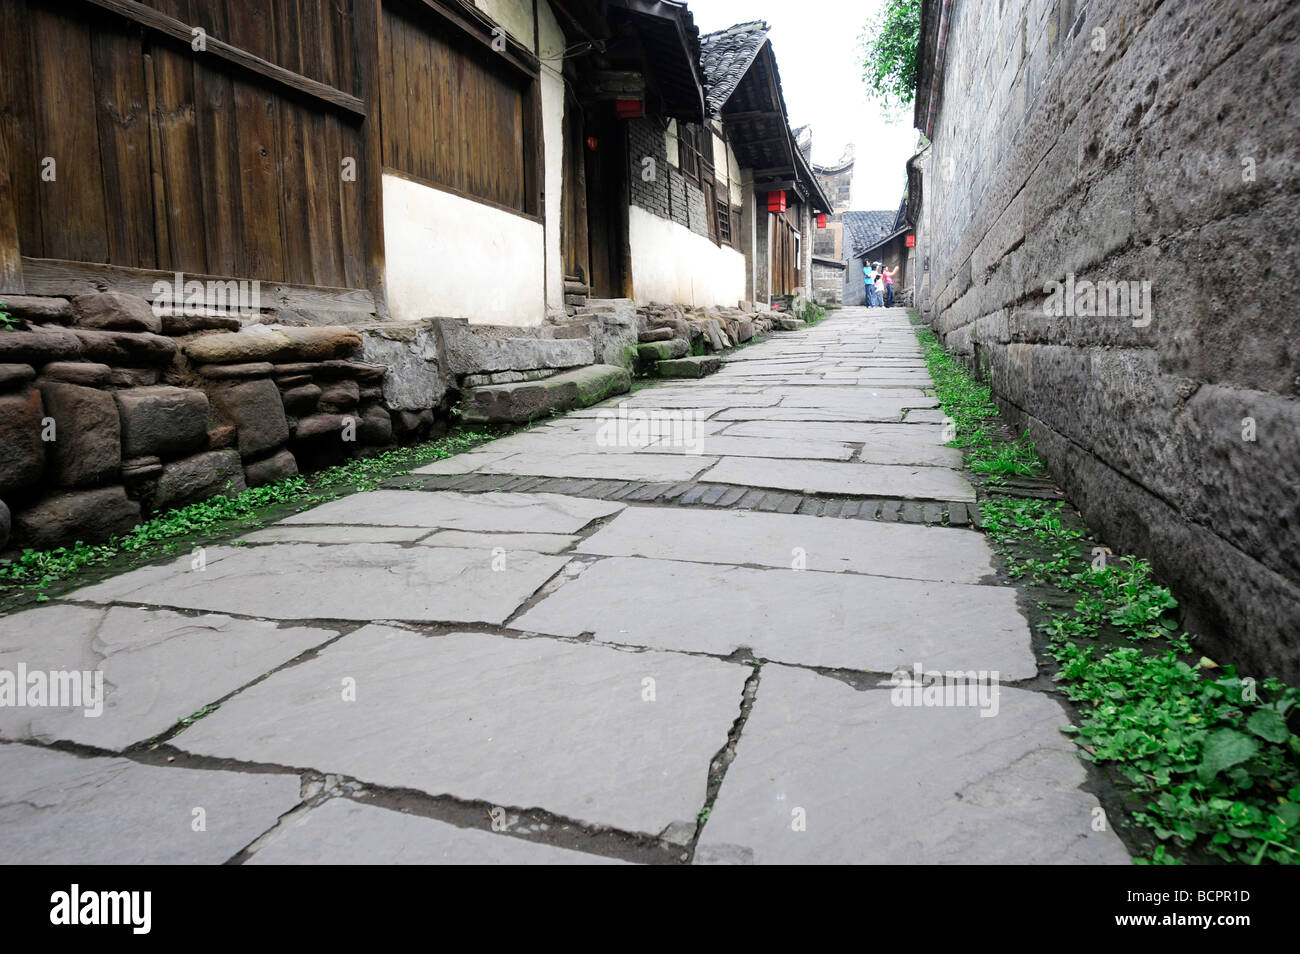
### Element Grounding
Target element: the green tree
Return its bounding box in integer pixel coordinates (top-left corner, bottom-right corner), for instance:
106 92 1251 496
859 0 923 109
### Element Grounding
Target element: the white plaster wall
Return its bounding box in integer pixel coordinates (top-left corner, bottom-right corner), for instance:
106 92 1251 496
473 0 534 49
382 173 544 325
628 205 745 308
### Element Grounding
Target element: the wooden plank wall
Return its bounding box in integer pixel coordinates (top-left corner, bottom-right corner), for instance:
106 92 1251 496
0 0 371 293
772 208 798 297
380 1 531 216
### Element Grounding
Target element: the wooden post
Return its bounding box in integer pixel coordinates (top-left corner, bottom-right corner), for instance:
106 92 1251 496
355 0 388 317
0 132 23 293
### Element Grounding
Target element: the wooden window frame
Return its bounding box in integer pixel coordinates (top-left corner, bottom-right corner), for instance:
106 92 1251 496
715 197 732 245
678 123 700 184
386 0 544 220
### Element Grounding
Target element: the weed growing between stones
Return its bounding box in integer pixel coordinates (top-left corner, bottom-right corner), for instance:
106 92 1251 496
913 316 1300 866
795 298 827 326
915 323 1044 481
0 427 496 605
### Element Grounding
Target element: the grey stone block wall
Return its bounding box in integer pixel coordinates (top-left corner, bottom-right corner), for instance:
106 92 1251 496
811 264 843 303
915 0 1300 679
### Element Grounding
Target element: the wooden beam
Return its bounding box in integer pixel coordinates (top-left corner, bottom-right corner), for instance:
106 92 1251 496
20 258 378 314
406 0 540 77
74 0 366 117
355 0 389 316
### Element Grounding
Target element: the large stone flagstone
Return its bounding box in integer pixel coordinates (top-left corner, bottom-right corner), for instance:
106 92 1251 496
713 405 933 423
412 449 521 475
721 421 962 468
246 798 626 865
475 451 714 483
240 525 434 545
174 626 749 837
0 743 302 864
694 665 1131 864
576 507 995 583
670 435 854 460
775 386 933 405
702 457 977 502
69 544 567 624
0 604 337 750
277 489 622 532
416 530 580 553
512 557 1037 678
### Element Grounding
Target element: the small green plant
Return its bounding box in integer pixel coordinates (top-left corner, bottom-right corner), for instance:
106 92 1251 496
0 302 18 331
911 311 1300 865
794 297 827 326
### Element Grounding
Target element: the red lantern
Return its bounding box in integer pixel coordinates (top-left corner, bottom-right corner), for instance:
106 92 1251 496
614 99 645 118
766 190 787 213
905 234 916 247
816 213 827 228
586 136 598 151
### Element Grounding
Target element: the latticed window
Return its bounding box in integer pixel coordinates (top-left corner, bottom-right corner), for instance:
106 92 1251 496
716 199 732 243
678 123 712 186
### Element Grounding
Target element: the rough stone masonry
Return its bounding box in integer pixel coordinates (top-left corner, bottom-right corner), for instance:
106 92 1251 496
910 0 1300 680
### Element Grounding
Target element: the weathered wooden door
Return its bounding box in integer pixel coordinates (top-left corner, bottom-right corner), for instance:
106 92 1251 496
560 87 589 284
583 104 628 299
0 0 380 307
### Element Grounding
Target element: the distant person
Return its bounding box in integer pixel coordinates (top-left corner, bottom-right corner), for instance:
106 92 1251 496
873 262 885 306
883 264 899 307
863 262 877 306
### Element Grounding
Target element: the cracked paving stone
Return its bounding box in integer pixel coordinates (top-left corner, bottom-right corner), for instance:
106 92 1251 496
172 626 749 836
245 797 627 865
694 665 1131 864
415 530 581 553
574 507 996 583
713 404 931 423
680 435 855 461
512 557 1036 678
240 525 434 545
411 449 521 475
701 456 977 503
277 489 623 532
467 451 714 483
0 604 337 750
67 544 568 624
0 742 303 864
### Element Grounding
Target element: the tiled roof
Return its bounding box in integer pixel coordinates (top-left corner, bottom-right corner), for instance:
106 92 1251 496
842 210 898 253
700 20 770 113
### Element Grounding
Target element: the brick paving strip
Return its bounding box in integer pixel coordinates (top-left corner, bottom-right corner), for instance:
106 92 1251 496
0 308 1131 865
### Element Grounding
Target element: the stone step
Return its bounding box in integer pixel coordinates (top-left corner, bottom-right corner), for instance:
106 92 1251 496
635 339 688 363
656 355 722 378
638 327 675 343
458 364 631 425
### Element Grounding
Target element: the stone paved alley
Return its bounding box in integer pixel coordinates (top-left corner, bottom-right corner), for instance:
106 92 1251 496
0 308 1132 864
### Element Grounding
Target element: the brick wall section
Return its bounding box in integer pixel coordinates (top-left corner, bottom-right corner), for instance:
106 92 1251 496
627 119 670 219
914 0 1300 679
627 118 711 237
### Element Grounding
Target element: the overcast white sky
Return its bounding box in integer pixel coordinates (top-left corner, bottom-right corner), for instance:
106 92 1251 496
687 0 919 212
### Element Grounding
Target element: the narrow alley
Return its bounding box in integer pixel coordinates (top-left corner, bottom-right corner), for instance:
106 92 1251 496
0 308 1129 864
